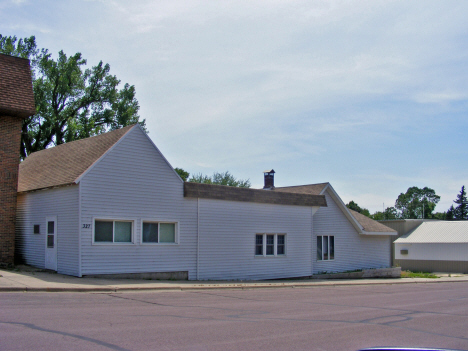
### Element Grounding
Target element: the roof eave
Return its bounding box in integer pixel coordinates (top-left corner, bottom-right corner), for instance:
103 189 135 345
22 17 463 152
18 182 77 194
360 231 398 236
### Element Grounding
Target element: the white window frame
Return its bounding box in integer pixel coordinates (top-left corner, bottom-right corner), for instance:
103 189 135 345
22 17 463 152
141 220 179 245
317 235 335 261
255 233 286 257
92 217 135 245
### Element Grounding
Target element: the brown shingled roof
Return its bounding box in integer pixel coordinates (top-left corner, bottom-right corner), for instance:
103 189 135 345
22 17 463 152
276 182 396 234
274 183 328 195
0 54 35 118
348 209 396 233
184 182 327 207
18 125 135 193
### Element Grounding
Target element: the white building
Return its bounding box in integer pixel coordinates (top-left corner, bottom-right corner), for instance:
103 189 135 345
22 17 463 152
16 125 396 280
394 221 468 273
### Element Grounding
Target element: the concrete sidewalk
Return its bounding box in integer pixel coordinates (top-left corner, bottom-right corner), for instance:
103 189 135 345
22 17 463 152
1 268 468 293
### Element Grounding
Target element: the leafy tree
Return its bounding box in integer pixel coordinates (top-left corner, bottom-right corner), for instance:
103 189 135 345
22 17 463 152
174 168 189 181
189 171 251 188
345 201 371 217
371 206 399 220
432 212 447 220
395 186 440 219
453 186 468 220
0 35 145 158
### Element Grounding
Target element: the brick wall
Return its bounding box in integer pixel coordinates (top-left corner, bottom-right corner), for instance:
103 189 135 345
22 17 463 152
0 116 23 265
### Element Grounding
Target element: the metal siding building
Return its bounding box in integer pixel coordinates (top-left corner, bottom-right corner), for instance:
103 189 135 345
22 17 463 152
394 221 468 273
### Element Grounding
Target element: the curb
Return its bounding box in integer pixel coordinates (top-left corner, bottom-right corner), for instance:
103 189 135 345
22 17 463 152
1 278 468 293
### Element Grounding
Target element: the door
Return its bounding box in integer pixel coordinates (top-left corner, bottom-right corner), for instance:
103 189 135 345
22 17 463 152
45 216 57 271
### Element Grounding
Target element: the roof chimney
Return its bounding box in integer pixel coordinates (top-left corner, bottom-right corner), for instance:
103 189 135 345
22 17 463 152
263 169 275 190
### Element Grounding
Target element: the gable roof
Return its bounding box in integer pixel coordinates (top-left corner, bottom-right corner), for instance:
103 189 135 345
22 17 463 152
394 221 468 244
18 125 135 193
0 54 36 118
276 183 396 235
184 182 327 207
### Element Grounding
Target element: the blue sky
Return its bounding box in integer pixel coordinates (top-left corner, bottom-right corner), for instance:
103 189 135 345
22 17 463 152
2 0 467 213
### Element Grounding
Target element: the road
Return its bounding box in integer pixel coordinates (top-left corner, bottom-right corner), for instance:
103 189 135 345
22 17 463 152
1 282 468 350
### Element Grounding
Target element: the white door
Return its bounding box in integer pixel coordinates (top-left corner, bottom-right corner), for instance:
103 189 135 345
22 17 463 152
45 216 57 271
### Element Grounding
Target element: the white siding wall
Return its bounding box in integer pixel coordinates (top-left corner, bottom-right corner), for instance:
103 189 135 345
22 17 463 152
16 186 79 275
313 190 391 274
79 127 198 278
395 243 468 261
197 199 314 280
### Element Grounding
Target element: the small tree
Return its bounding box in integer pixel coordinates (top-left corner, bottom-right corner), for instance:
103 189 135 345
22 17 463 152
453 186 468 220
174 168 190 181
345 201 371 217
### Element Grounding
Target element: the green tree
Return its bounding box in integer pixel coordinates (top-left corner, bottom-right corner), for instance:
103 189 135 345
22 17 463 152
189 171 251 188
395 186 440 219
345 201 371 217
371 206 399 220
174 168 190 181
453 185 468 220
0 35 145 158
446 205 455 220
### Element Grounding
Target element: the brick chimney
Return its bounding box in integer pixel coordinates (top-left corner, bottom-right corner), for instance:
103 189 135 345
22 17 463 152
0 54 35 266
263 169 275 190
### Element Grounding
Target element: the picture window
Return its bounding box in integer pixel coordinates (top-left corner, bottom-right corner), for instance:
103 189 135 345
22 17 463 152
94 220 133 243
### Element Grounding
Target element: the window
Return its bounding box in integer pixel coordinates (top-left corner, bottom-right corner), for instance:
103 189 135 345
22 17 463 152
142 222 177 244
317 235 334 261
34 225 40 234
255 234 286 257
94 220 133 243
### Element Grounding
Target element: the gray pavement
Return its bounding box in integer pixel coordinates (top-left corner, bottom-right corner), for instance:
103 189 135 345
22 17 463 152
1 267 468 292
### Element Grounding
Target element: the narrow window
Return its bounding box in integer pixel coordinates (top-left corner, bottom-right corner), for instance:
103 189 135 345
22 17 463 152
323 235 329 260
255 234 263 255
47 221 55 248
34 225 40 234
277 235 285 255
266 235 274 255
317 236 322 261
329 236 334 260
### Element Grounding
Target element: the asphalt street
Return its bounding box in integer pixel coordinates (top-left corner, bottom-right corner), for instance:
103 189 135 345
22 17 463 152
1 282 468 351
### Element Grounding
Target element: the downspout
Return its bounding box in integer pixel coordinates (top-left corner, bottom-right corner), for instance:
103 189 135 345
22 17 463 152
196 198 200 280
78 183 82 277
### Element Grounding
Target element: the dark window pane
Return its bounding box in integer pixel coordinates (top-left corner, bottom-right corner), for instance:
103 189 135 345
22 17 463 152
329 236 334 260
255 245 263 255
323 236 329 260
95 221 113 242
34 225 40 234
255 235 263 255
266 235 274 255
277 235 285 255
267 235 274 245
317 236 322 260
143 223 158 243
48 221 54 234
47 234 54 248
277 235 285 245
266 245 274 255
